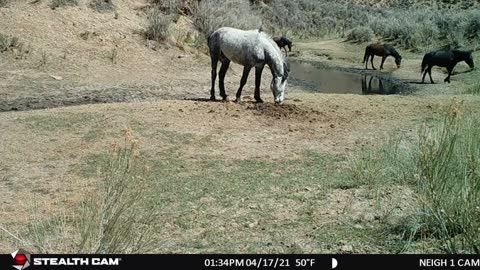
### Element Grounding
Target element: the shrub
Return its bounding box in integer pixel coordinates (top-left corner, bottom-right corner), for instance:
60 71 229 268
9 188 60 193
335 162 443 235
347 26 374 42
145 6 175 42
89 0 115 12
194 0 262 37
464 10 480 40
50 0 78 9
0 0 10 7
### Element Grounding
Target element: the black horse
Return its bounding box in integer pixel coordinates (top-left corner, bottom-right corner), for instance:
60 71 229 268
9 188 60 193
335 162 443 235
363 43 402 70
273 36 292 55
421 50 475 84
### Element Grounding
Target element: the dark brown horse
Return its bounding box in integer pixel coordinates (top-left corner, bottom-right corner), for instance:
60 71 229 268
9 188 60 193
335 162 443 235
273 36 292 55
363 43 402 70
421 49 474 84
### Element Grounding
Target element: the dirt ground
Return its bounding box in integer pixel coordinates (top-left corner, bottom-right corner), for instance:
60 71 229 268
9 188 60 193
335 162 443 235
1 1 480 253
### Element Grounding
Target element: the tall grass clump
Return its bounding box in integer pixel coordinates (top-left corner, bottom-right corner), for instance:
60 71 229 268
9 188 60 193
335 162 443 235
349 104 480 253
2 129 159 253
193 0 262 37
76 129 158 253
414 107 480 253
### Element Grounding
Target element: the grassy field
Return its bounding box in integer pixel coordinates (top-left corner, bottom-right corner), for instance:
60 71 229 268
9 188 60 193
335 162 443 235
1 0 480 255
2 88 480 253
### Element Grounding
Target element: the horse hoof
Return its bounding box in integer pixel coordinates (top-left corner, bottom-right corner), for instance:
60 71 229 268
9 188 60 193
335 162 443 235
235 97 242 103
210 96 216 101
254 99 264 103
222 96 229 102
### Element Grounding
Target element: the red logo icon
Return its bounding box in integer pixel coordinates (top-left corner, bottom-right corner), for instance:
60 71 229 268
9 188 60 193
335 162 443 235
11 249 31 270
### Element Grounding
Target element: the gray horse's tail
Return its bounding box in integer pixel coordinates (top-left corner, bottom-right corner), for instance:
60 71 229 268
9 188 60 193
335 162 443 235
207 31 214 48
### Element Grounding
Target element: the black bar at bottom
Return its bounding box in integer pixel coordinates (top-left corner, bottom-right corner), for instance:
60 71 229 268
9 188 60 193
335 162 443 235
2 254 480 270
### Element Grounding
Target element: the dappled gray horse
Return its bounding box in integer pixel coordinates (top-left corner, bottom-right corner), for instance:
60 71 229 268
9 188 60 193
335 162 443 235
208 27 289 104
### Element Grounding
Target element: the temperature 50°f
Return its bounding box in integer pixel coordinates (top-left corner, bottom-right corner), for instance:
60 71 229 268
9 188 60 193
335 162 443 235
295 259 316 267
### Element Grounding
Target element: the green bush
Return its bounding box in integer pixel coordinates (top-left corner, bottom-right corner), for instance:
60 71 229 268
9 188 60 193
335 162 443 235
347 26 374 42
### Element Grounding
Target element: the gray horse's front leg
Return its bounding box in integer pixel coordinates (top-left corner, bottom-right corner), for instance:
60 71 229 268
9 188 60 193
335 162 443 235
254 65 265 103
235 66 252 103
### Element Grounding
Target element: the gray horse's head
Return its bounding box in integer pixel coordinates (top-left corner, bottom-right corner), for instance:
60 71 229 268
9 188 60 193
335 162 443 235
270 60 289 104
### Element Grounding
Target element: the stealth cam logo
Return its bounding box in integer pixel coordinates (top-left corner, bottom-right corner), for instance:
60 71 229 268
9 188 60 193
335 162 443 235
11 249 31 270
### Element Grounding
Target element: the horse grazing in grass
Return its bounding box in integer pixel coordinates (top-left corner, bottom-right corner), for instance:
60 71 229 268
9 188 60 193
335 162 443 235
363 43 402 70
208 27 289 104
273 36 292 55
421 49 474 84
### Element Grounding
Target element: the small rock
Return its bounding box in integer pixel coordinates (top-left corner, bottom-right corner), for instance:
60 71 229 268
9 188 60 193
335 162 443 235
49 75 63 81
340 244 353 252
353 224 364 230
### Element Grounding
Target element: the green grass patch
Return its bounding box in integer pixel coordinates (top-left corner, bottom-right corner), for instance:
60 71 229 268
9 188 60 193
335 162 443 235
466 80 480 95
18 113 105 133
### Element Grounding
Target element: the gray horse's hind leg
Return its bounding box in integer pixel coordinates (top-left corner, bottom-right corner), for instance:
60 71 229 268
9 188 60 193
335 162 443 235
208 33 221 101
235 66 252 103
254 65 264 103
218 57 230 101
209 53 219 101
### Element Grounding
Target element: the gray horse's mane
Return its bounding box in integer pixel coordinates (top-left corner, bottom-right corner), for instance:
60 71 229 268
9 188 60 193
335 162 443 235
257 30 289 81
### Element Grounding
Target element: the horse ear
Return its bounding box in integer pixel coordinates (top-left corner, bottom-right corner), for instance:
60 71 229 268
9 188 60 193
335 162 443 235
258 25 264 33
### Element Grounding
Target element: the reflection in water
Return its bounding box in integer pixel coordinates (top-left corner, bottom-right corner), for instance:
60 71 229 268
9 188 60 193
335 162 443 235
289 61 400 95
361 75 397 95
